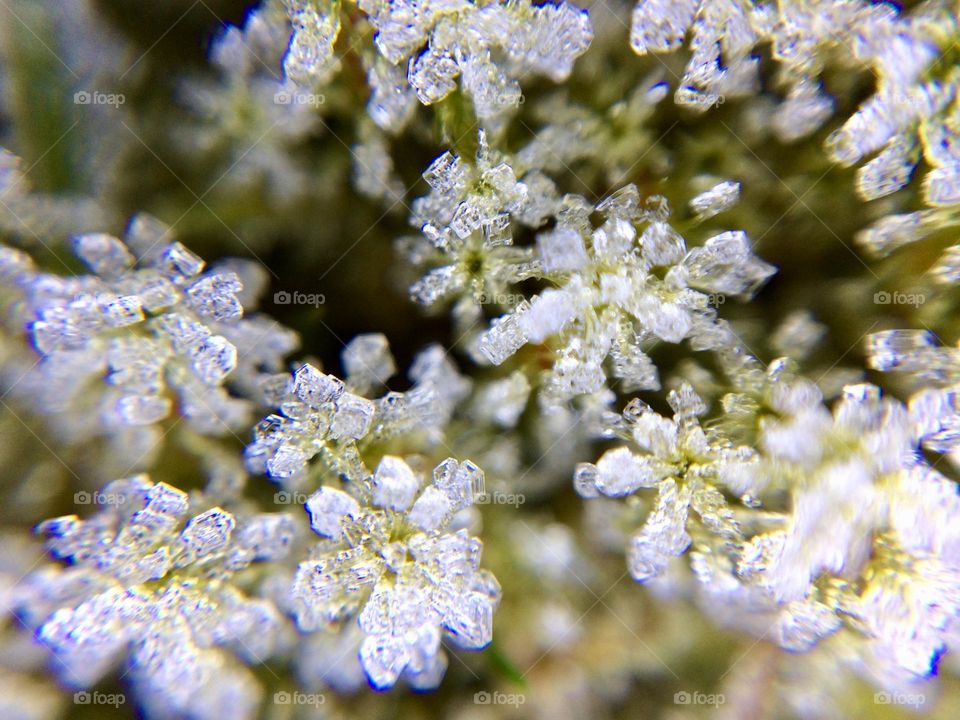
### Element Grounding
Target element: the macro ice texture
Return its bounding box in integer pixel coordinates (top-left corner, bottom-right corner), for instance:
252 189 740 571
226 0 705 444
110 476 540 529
18 476 296 720
246 339 470 480
290 455 499 689
474 183 775 402
575 383 755 582
0 215 297 469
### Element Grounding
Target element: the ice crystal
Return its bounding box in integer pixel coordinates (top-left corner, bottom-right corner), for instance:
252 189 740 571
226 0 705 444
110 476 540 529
473 185 775 402
246 341 469 480
362 0 592 125
290 456 499 689
575 384 756 582
628 0 960 215
19 476 296 720
0 216 297 469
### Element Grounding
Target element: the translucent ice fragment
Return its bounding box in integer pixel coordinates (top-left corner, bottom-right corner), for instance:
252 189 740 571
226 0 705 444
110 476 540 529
371 456 420 511
305 487 361 540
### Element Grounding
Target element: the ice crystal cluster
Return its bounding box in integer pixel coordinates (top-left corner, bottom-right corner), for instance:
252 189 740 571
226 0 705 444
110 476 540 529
3 0 960 719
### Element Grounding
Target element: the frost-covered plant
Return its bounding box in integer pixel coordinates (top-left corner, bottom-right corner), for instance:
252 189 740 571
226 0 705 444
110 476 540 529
291 455 499 689
4 0 960 719
0 214 297 470
17 475 296 720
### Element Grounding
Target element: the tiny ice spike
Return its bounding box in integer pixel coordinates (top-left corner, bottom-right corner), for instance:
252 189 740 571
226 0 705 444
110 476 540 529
17 476 296 720
0 214 297 469
290 456 500 689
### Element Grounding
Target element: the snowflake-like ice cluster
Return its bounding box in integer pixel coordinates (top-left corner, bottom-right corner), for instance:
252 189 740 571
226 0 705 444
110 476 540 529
18 475 296 720
629 1 960 211
0 215 297 469
473 183 775 401
574 383 757 582
246 337 469 480
290 455 500 689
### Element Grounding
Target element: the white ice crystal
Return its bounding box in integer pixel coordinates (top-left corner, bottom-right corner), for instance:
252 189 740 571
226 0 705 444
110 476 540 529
361 0 592 125
247 342 469 480
19 476 296 720
473 184 775 402
0 215 297 470
290 456 499 689
627 0 960 224
576 384 756 582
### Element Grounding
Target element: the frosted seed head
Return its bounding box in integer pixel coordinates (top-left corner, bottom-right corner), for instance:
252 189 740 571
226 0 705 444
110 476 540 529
517 289 577 344
855 137 919 201
186 273 244 322
422 151 467 194
233 513 296 563
573 463 601 498
477 302 530 366
190 335 237 385
537 227 589 272
124 214 175 263
630 0 698 55
432 458 484 511
143 481 190 517
133 272 181 312
407 486 452 532
689 180 741 219
594 447 663 496
176 508 236 564
266 444 309 479
160 242 206 279
640 221 686 266
667 383 707 418
99 295 145 328
360 634 410 690
115 395 172 426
